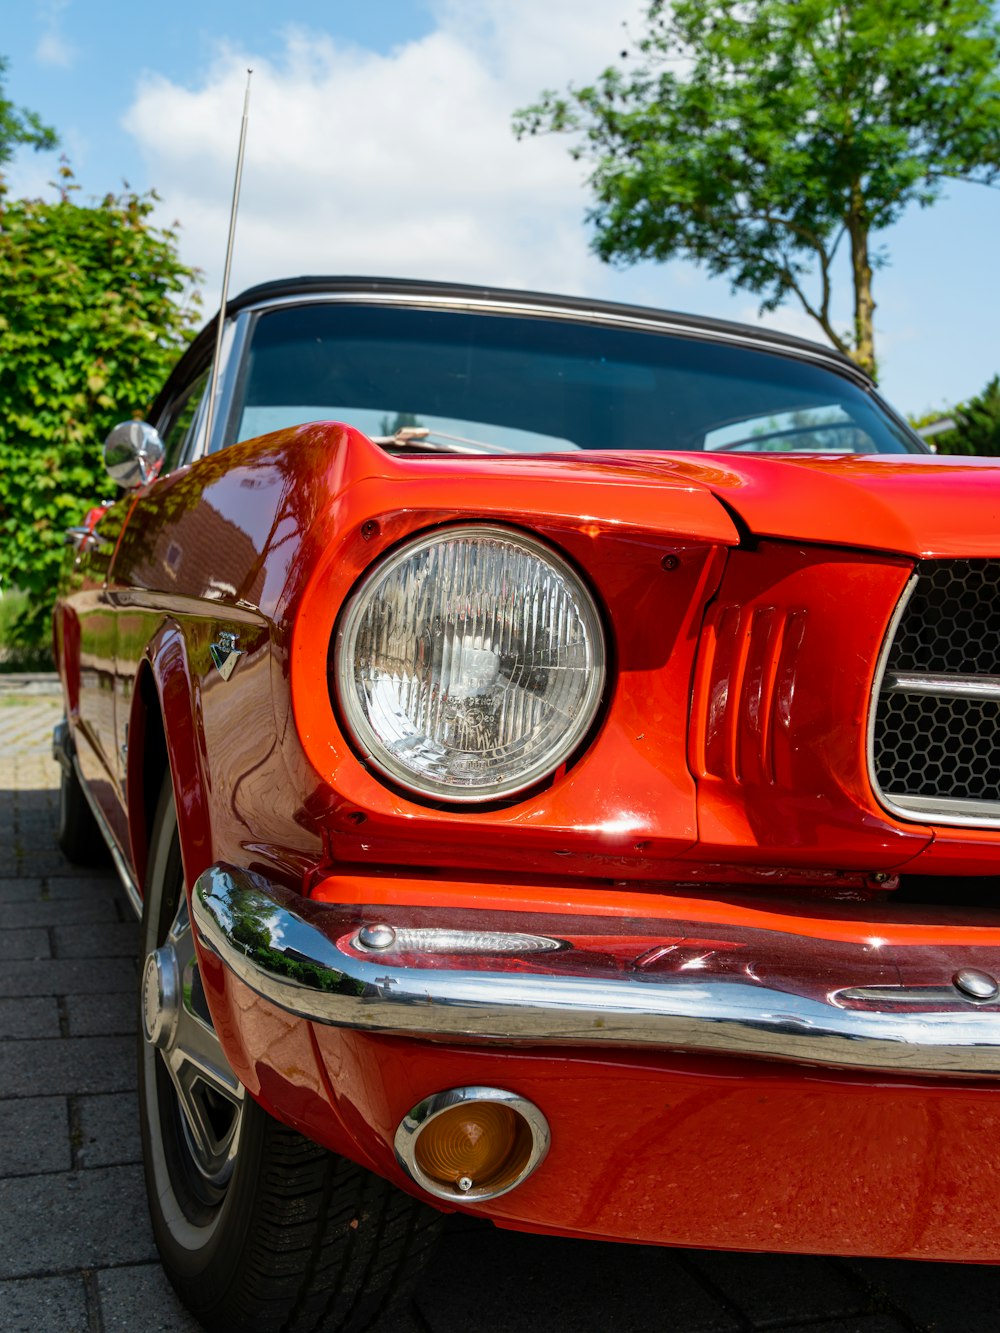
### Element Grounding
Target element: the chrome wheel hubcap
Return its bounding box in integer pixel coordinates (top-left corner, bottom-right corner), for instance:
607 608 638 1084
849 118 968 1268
144 897 245 1187
142 947 179 1049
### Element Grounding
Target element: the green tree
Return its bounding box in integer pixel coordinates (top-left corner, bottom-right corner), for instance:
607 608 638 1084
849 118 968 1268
925 376 1000 455
0 55 57 168
515 0 1000 378
0 166 201 643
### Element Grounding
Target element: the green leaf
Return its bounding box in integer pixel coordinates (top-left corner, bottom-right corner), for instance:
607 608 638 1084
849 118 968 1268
514 0 1000 376
0 157 201 644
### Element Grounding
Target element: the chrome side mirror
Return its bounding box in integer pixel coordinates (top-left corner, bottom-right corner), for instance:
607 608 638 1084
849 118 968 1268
104 420 166 489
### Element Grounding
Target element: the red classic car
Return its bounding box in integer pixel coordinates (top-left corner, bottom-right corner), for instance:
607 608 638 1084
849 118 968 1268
52 277 1000 1331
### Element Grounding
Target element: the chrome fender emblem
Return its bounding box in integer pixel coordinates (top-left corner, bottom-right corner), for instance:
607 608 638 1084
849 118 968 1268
210 630 243 681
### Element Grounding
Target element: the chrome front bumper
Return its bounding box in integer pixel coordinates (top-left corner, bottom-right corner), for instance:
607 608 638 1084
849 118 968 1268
192 864 1000 1079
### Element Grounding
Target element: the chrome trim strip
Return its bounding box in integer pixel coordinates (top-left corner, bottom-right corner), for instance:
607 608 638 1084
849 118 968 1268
237 290 858 379
877 793 1000 826
72 753 142 919
193 864 1000 1079
838 985 993 1007
867 574 921 819
884 672 1000 700
354 927 564 955
206 313 250 455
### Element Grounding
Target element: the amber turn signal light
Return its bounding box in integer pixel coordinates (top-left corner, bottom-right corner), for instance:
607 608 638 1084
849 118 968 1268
394 1087 549 1202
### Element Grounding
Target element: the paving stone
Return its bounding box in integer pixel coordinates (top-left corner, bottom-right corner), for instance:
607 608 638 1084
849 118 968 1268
774 1322 909 1333
47 873 118 896
3 896 119 928
97 1263 204 1331
415 1228 740 1333
53 920 139 958
0 1274 89 1332
847 1258 1000 1332
77 1091 141 1168
0 1096 70 1176
18 821 59 844
0 877 116 904
66 988 137 1037
0 1036 135 1097
0 996 60 1039
0 880 51 904
0 928 51 961
0 1164 156 1276
14 851 89 878
689 1251 869 1326
0 955 135 997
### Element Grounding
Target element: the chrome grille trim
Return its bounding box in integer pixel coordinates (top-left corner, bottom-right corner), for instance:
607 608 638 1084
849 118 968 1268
883 673 1000 701
867 574 918 818
869 564 1000 828
881 794 1000 826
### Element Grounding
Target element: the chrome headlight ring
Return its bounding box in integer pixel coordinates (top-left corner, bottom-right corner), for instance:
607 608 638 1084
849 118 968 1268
333 525 606 802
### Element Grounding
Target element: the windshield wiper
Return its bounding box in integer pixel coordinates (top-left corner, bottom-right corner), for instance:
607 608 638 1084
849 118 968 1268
371 426 516 456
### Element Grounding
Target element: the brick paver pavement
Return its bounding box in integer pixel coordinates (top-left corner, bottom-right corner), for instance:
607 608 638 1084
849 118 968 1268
1 688 997 1331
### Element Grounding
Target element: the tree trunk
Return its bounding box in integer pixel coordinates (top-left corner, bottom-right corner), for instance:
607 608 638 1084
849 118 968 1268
847 186 876 379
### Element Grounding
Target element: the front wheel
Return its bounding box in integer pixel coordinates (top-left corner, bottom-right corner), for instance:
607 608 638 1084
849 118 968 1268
138 772 443 1332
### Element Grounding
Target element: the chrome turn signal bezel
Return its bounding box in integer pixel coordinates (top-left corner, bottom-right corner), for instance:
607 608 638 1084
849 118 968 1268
394 1085 550 1202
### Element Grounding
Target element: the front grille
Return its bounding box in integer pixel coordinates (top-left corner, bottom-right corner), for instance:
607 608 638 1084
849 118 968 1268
871 559 1000 826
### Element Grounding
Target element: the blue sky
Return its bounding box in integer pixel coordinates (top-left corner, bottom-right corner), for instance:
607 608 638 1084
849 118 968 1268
4 0 998 418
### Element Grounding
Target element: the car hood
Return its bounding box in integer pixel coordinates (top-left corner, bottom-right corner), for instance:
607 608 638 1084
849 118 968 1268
587 452 1000 559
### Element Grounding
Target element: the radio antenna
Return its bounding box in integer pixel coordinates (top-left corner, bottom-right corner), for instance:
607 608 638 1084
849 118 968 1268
204 68 253 450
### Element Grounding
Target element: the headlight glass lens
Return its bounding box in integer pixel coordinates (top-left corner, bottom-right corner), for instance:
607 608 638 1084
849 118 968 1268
334 526 605 800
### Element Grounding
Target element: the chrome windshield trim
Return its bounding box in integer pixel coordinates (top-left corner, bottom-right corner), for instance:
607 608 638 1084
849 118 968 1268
193 864 1000 1079
884 672 1000 700
194 312 251 460
235 289 862 379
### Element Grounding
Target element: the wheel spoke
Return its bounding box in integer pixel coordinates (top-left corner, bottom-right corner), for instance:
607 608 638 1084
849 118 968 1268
164 1057 221 1165
149 890 245 1185
170 994 243 1101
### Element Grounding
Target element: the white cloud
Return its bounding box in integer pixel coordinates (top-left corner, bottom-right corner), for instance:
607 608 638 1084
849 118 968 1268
36 32 75 67
122 2 646 300
35 0 77 68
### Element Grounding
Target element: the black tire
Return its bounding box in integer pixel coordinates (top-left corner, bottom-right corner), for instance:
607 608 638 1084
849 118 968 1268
56 750 109 865
138 772 443 1332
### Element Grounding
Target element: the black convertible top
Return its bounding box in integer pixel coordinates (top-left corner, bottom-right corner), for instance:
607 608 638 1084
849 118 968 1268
186 274 862 373
230 275 862 374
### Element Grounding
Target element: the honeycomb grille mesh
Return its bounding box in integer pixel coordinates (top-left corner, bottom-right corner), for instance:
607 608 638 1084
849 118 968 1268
873 560 1000 822
885 559 1000 675
874 693 1000 800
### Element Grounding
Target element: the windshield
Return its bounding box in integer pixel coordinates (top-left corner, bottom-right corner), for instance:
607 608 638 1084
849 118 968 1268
230 303 921 455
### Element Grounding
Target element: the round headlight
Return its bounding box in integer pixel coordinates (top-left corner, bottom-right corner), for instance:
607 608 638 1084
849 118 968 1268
333 525 606 801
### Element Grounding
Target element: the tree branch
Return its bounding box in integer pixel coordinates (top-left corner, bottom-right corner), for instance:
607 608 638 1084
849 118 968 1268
924 169 1000 191
772 251 846 353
